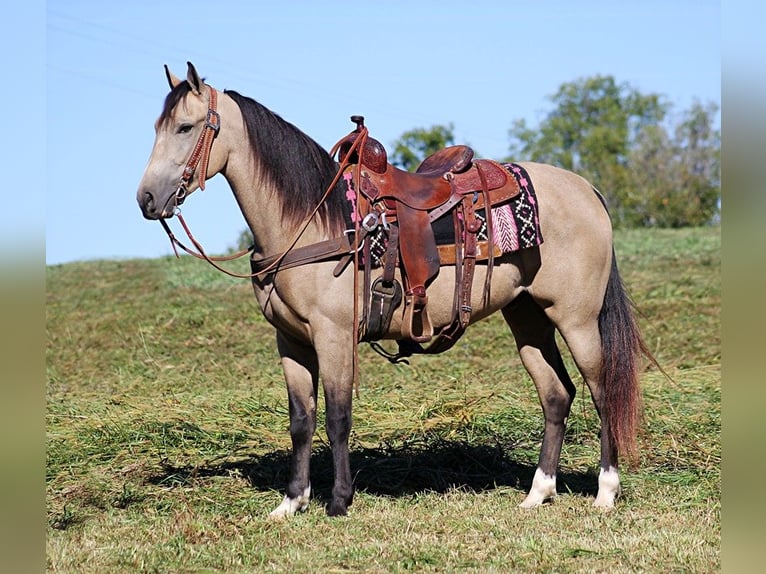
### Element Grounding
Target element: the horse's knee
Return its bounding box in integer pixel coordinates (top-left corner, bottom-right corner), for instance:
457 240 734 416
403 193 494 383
289 406 315 439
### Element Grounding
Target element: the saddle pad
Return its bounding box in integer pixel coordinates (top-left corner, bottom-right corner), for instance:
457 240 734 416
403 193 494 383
433 163 542 250
343 162 543 268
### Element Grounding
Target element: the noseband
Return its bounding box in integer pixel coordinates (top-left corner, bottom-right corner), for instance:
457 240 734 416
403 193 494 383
175 87 220 203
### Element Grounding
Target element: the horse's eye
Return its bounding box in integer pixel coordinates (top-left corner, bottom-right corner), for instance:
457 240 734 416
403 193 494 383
178 124 193 134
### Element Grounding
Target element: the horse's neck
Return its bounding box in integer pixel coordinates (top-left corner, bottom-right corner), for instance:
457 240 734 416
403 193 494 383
221 160 327 258
216 94 332 257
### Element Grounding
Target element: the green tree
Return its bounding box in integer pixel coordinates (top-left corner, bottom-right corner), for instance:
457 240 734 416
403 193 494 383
508 75 669 226
391 124 456 171
231 228 254 253
626 101 720 227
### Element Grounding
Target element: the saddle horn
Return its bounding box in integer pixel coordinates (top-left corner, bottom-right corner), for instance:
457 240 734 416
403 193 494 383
337 115 388 173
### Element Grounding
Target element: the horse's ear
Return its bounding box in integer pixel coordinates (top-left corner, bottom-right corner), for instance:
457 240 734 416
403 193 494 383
186 61 203 95
164 64 182 90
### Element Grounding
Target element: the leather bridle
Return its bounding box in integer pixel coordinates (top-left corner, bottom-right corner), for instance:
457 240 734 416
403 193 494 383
174 87 220 202
159 85 254 268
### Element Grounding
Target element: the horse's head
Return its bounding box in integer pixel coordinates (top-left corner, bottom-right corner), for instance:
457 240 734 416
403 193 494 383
137 62 225 220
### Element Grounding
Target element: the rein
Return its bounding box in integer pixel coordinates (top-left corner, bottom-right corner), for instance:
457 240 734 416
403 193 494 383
159 85 370 280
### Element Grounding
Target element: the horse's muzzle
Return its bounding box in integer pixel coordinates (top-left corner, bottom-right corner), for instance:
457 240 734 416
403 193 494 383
138 189 177 220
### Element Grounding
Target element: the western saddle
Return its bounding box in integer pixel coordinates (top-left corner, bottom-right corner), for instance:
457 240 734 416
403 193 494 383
335 116 521 355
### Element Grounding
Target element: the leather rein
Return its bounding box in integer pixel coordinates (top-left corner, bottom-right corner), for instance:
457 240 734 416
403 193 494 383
159 85 369 280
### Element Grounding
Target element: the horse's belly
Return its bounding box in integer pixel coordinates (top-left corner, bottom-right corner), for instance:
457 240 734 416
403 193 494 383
383 257 526 337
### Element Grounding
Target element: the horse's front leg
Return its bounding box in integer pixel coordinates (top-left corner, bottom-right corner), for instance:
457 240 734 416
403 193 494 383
269 332 319 519
315 330 355 516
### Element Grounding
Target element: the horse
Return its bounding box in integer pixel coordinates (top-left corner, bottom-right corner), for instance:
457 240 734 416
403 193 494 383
137 62 649 518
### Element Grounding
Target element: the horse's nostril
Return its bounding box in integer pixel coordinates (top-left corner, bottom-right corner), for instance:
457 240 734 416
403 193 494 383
143 191 155 210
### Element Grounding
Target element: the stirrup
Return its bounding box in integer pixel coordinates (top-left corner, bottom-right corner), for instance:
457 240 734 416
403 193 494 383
365 277 403 341
402 289 433 343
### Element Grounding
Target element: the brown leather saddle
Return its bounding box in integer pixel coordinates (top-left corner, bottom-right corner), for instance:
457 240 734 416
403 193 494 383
337 116 521 350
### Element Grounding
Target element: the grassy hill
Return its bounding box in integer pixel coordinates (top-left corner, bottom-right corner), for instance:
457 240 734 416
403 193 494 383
46 227 720 573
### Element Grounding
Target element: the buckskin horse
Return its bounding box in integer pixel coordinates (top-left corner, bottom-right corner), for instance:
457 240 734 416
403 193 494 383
137 62 649 517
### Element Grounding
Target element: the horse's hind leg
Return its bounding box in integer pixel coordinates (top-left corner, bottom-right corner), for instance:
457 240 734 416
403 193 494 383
556 319 620 508
269 332 319 519
502 293 576 508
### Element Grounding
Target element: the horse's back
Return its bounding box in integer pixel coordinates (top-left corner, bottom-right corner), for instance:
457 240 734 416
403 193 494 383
518 162 611 239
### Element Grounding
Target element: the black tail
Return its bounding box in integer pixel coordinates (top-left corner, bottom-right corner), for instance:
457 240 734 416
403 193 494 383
598 251 650 464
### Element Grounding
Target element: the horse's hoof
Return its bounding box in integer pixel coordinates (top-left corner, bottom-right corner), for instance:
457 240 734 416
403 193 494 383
326 501 349 517
519 468 557 508
593 467 620 509
268 486 311 519
519 496 548 509
593 496 616 509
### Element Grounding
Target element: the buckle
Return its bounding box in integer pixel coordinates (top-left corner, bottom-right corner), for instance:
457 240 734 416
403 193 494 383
175 182 188 203
205 109 221 132
362 212 379 232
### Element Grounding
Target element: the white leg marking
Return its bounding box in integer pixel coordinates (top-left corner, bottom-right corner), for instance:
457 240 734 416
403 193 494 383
519 467 557 508
594 466 620 508
268 485 311 519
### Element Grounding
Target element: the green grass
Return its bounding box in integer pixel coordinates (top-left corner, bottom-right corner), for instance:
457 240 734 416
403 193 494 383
46 227 720 573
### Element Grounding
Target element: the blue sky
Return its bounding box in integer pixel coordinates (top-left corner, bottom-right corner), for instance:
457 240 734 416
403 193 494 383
42 0 721 265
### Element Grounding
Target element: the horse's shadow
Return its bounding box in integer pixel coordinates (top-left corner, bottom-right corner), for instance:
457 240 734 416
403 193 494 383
150 438 598 506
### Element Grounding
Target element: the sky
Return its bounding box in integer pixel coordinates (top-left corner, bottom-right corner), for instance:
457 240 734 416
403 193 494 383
41 0 722 265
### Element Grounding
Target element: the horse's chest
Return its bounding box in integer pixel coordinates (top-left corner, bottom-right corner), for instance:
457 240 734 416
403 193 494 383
251 279 312 339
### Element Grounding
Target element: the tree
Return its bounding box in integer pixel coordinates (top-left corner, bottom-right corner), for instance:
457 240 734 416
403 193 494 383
507 75 669 226
507 76 720 227
231 228 255 253
390 124 456 171
626 101 720 227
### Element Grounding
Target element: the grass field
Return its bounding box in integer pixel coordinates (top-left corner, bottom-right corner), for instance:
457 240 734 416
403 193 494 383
46 226 720 573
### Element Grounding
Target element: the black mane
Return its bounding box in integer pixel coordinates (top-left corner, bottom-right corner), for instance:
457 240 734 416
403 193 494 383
224 90 347 235
158 83 347 235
